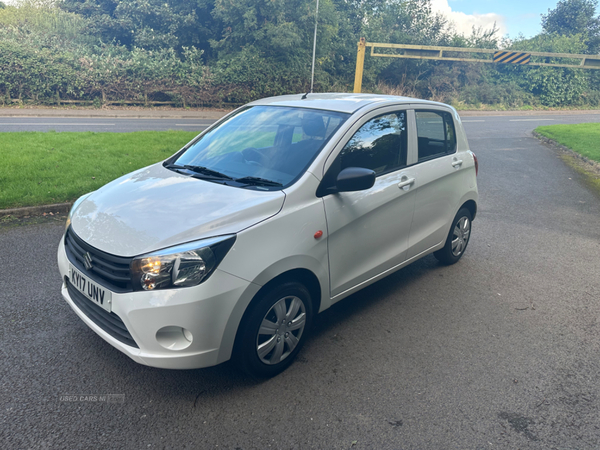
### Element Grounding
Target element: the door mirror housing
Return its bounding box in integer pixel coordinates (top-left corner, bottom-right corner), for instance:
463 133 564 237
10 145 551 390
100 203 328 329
336 167 376 192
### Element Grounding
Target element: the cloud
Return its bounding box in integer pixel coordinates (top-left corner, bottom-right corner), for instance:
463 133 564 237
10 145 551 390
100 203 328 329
430 0 507 37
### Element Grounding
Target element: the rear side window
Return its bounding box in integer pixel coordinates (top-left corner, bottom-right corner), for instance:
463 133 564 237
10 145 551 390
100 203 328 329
338 111 408 176
415 110 456 162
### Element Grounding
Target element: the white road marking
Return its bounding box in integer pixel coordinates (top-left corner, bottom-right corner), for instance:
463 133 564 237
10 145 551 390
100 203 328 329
0 123 116 126
509 119 556 122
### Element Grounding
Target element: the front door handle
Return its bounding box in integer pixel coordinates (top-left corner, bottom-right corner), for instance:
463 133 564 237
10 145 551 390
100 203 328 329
452 159 463 168
397 177 415 191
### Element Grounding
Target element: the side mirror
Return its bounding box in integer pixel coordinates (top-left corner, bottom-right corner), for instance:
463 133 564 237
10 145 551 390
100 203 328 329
336 167 376 192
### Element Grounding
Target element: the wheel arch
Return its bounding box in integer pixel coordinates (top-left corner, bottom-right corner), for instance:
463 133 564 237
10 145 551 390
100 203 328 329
229 268 322 364
216 262 326 365
240 268 322 333
460 199 477 221
257 268 322 315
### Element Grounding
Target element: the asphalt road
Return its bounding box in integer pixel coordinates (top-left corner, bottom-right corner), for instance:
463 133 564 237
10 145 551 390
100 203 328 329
1 112 600 449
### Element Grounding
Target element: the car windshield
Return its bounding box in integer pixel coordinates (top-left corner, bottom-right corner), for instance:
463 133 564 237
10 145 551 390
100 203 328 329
172 106 349 189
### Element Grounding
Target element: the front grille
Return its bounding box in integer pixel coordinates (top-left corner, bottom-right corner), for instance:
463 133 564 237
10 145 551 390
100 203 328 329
66 278 139 348
65 227 133 292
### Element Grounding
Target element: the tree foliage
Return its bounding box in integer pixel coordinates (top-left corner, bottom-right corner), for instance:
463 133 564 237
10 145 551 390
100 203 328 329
61 0 220 57
0 0 599 108
542 0 600 36
542 0 600 52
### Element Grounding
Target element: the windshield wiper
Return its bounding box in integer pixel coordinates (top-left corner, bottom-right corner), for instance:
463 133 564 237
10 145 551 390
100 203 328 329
165 164 233 180
234 176 283 187
164 164 190 175
166 164 280 187
184 165 233 180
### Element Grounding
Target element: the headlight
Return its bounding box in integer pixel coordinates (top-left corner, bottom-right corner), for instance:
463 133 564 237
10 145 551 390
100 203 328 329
65 192 94 231
130 235 236 291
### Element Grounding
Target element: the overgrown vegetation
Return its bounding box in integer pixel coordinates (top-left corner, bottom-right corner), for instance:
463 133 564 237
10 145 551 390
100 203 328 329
0 131 198 208
0 0 599 108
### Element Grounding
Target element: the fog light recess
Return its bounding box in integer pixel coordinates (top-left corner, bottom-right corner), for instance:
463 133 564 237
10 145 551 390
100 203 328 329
156 326 193 350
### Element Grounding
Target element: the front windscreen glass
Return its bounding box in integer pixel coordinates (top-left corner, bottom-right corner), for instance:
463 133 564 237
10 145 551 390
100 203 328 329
172 106 349 189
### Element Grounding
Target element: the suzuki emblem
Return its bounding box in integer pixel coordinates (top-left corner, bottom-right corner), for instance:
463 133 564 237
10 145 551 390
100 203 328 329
83 252 94 270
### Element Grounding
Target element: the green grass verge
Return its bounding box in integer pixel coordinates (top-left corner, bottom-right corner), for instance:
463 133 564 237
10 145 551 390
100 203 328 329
0 131 198 209
535 123 600 164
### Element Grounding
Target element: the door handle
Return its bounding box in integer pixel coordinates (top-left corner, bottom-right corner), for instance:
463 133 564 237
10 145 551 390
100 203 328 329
452 160 463 168
397 177 415 191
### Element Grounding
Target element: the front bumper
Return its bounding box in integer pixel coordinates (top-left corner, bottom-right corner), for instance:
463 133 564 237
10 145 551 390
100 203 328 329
57 237 260 369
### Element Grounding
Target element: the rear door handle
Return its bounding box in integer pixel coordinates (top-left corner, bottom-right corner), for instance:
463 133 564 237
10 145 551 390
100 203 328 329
397 177 415 191
452 160 463 168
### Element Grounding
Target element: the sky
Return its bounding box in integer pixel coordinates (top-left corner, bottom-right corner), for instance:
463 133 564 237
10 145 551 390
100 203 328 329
435 0 599 39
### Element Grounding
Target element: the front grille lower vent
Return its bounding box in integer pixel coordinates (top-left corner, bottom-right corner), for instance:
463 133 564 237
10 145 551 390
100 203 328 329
65 227 133 292
66 278 139 348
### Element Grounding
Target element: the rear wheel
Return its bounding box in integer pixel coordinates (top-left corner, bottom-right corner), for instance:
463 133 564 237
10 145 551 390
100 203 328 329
235 281 313 378
434 208 472 265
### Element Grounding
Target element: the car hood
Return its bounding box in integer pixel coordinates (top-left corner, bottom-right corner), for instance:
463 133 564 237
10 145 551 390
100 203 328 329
70 163 285 257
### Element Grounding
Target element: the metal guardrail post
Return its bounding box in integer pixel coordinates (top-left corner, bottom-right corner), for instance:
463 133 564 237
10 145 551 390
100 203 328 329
353 38 366 93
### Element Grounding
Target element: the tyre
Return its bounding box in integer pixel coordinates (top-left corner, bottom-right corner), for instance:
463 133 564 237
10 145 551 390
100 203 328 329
234 281 313 378
434 208 472 265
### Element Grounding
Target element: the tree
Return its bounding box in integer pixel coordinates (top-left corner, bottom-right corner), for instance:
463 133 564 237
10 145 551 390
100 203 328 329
209 0 343 101
542 0 599 35
211 0 338 61
331 0 453 90
506 33 589 106
61 0 221 57
542 0 600 52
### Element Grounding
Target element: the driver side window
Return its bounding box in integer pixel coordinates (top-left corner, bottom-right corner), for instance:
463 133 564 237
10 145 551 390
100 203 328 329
339 111 407 176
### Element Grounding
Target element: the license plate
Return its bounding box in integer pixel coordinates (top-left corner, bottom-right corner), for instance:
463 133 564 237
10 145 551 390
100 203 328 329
69 264 112 313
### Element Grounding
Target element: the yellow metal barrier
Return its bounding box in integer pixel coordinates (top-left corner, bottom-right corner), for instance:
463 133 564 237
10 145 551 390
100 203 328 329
353 40 600 93
353 38 367 93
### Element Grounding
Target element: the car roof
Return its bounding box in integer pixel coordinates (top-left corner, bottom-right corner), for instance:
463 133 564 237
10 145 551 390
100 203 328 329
247 93 447 114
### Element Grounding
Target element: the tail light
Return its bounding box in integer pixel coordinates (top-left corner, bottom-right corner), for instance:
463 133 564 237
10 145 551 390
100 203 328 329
472 152 478 176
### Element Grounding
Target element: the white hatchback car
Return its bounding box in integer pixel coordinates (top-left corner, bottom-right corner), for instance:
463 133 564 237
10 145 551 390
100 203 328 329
58 93 478 377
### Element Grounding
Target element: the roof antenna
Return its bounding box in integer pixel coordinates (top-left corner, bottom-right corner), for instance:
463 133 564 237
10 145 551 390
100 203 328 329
301 91 310 100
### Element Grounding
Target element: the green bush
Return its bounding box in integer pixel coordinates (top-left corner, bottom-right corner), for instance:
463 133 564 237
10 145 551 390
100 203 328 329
210 47 312 104
0 6 212 106
0 27 83 102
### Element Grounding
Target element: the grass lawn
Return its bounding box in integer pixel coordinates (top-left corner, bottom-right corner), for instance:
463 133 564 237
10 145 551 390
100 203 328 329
535 123 600 163
0 131 198 209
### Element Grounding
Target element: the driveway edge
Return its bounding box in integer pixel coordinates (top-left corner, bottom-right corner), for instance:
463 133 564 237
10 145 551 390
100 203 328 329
0 202 73 218
533 132 600 176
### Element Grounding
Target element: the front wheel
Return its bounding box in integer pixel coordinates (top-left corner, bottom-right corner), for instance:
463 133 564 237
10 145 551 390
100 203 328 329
234 281 313 378
434 208 472 265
